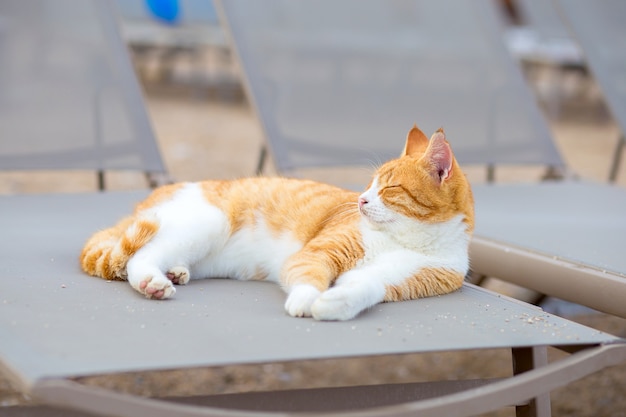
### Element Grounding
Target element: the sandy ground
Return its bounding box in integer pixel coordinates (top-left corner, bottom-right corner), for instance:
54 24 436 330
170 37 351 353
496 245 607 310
1 49 626 416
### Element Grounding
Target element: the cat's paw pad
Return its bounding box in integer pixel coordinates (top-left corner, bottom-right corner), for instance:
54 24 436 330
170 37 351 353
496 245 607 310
285 285 322 318
166 266 190 285
138 276 176 300
311 288 359 321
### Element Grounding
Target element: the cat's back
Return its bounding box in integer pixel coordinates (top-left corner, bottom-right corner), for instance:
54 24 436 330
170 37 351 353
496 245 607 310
200 177 359 239
204 177 355 206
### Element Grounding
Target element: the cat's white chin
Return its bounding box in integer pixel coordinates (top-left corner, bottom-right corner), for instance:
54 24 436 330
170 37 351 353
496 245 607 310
359 205 396 226
361 213 396 230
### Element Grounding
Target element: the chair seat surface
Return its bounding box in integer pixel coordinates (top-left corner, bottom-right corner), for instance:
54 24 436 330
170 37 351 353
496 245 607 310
0 191 621 386
473 182 626 277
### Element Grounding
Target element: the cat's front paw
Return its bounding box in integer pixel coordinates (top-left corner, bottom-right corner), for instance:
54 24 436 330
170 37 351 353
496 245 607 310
311 287 362 321
285 285 321 318
137 276 176 300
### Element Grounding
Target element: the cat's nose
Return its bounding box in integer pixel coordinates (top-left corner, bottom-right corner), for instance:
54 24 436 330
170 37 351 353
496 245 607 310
358 197 368 209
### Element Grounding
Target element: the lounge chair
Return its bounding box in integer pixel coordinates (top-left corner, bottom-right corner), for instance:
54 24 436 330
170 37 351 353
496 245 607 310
470 181 626 318
1 189 626 417
0 0 168 190
554 0 626 181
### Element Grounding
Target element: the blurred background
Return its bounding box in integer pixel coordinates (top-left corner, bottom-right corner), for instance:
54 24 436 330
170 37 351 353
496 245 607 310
0 0 624 194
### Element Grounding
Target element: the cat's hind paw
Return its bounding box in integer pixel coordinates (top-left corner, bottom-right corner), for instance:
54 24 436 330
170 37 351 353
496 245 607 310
166 266 190 285
284 285 321 318
137 276 176 300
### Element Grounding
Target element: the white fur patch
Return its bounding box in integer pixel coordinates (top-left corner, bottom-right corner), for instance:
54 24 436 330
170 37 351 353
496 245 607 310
127 183 304 296
193 213 302 282
126 183 229 295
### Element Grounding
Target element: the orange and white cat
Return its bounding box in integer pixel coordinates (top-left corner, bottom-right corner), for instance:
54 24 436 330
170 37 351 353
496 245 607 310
80 126 474 321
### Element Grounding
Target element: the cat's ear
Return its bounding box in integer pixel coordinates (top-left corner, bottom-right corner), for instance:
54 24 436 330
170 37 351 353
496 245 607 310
424 128 453 183
402 124 429 157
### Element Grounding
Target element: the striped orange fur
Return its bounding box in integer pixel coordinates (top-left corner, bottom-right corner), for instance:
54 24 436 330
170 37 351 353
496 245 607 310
80 216 159 281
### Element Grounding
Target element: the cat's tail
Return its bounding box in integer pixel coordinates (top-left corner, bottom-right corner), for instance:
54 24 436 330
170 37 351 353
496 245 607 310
80 216 159 281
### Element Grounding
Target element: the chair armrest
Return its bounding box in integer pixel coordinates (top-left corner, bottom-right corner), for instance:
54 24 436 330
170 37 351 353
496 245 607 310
31 344 626 417
470 236 626 318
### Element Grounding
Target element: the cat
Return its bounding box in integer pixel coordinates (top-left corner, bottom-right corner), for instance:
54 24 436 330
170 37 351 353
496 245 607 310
80 125 474 321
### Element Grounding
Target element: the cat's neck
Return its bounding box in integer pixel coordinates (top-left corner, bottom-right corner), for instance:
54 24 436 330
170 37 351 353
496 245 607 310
360 214 470 256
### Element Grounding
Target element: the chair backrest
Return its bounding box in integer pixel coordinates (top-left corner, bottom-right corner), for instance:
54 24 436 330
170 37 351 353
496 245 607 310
217 0 565 175
555 0 626 153
0 0 166 187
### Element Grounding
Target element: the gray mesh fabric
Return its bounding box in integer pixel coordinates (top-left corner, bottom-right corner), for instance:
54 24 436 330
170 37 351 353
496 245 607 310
219 0 564 173
556 0 626 135
0 0 165 173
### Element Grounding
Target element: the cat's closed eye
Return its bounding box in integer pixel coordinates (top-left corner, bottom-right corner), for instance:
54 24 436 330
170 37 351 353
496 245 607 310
380 184 403 194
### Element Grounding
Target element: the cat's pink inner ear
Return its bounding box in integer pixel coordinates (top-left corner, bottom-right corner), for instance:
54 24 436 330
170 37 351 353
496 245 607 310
403 124 429 157
426 129 453 183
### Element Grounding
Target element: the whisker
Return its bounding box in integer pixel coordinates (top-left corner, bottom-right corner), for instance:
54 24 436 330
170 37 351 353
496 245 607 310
357 164 376 177
319 202 359 226
366 157 382 172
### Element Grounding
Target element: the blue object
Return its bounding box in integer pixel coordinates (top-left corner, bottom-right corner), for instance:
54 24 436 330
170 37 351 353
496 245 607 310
145 0 180 24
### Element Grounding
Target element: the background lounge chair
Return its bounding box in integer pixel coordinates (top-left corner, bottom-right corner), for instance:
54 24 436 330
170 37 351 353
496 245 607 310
0 0 168 190
554 0 626 181
217 0 565 182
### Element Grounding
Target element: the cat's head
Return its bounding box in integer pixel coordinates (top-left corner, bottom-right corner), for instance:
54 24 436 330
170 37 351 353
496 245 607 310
358 125 474 232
